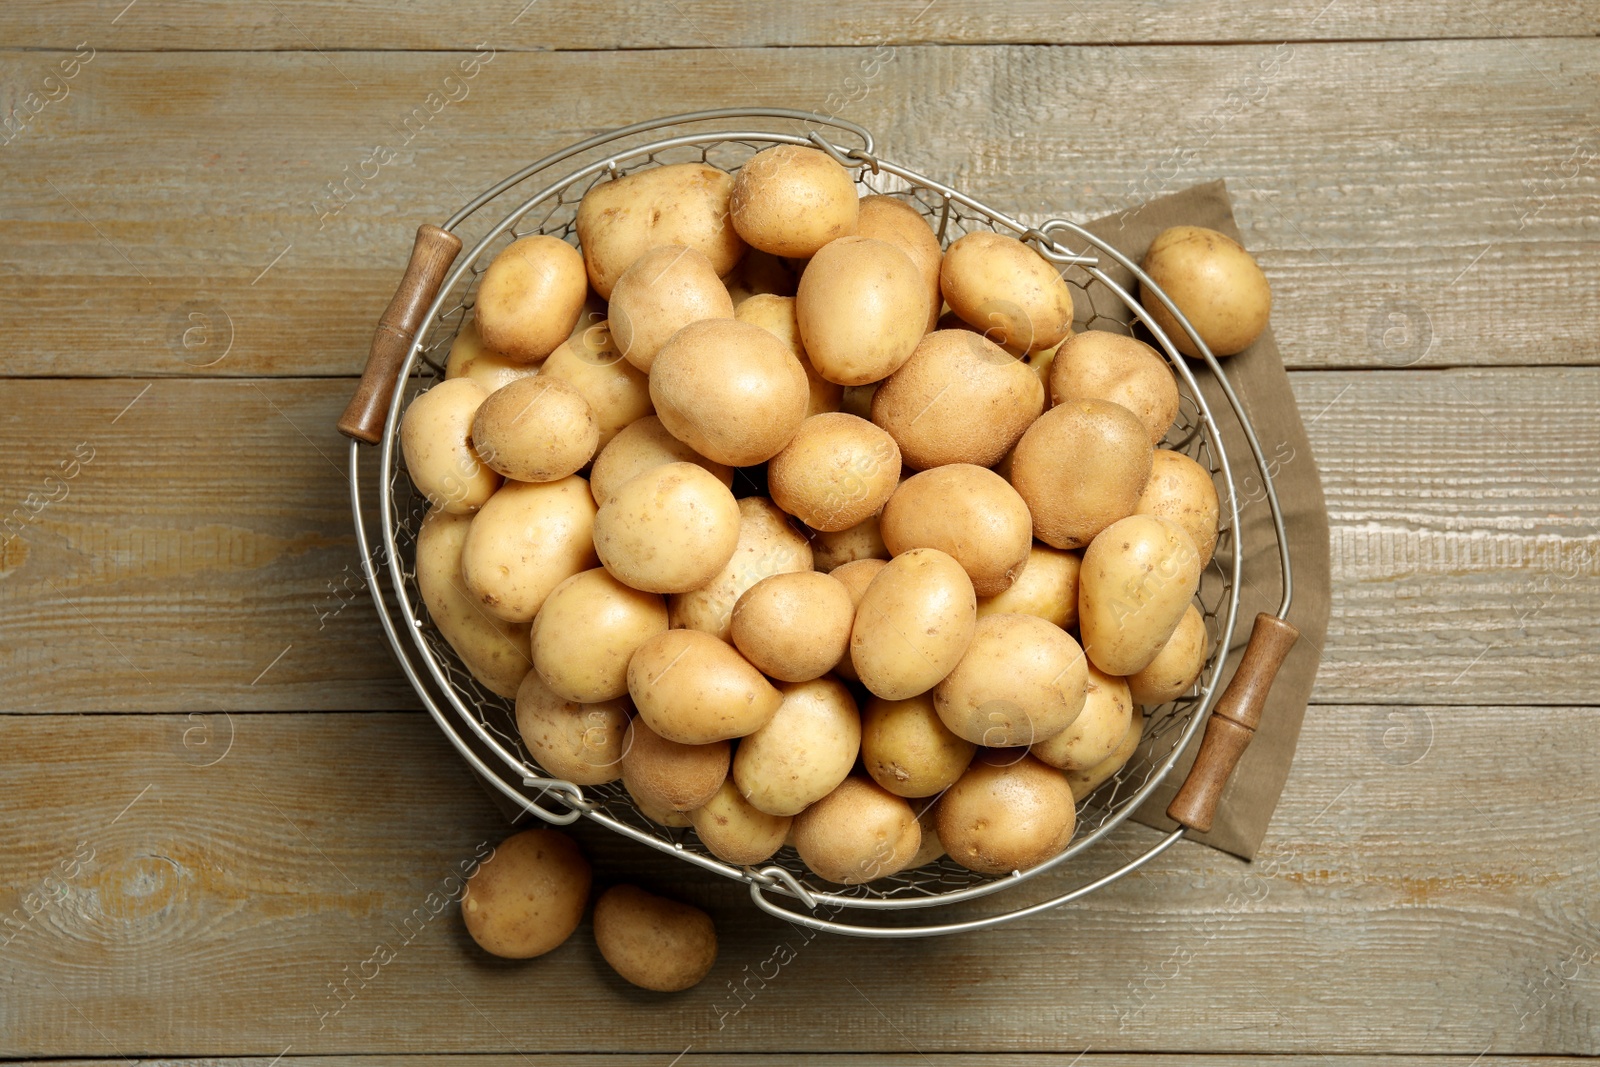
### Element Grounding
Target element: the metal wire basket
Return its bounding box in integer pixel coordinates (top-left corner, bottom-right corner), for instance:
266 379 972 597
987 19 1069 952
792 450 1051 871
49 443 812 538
339 108 1298 937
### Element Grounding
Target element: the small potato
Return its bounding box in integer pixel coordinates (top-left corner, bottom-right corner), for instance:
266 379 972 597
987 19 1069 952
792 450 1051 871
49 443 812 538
514 670 630 785
1030 663 1133 771
471 376 599 483
689 778 791 866
593 462 740 594
531 567 668 702
650 318 810 466
861 692 976 798
730 571 854 682
792 777 920 885
1078 514 1203 676
593 885 718 993
669 497 813 641
1126 603 1208 705
627 629 782 744
461 476 598 622
940 231 1073 354
1141 225 1271 358
576 161 746 299
880 465 1032 597
1067 705 1143 801
415 508 531 698
588 415 732 509
620 716 730 812
401 378 500 513
829 556 888 683
1134 449 1221 567
724 249 801 305
856 194 942 330
475 235 589 362
1009 398 1154 549
608 244 736 372
446 316 541 392
937 306 1028 358
768 413 901 532
628 785 693 828
976 545 1081 629
729 144 858 258
735 294 843 417
871 330 1044 469
851 547 977 700
1049 331 1180 446
796 236 927 386
733 677 861 817
938 752 1075 876
907 802 946 868
461 829 589 959
811 514 889 571
933 613 1088 747
539 322 654 453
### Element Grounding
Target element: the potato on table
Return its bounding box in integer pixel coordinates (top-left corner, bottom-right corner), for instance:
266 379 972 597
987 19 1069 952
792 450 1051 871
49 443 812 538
461 829 589 959
593 885 718 992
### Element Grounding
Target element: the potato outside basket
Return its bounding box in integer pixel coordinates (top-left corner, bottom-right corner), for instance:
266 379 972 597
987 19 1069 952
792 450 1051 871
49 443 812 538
336 108 1300 937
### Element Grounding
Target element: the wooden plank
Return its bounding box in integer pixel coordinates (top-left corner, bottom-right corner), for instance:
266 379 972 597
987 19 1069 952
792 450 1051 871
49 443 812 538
3 369 1596 712
26 1059 1600 1066
0 42 1594 377
2 707 1595 1055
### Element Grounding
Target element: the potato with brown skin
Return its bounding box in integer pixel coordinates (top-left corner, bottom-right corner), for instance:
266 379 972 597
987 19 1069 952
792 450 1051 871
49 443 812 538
1067 705 1143 801
416 508 531 698
976 545 1081 629
730 571 854 683
608 244 736 372
730 144 858 257
828 556 887 683
1141 225 1271 358
628 786 693 828
792 777 920 885
938 752 1076 876
1134 449 1221 567
850 547 977 700
401 378 500 514
1126 603 1209 705
475 235 589 362
689 778 791 866
811 514 889 571
933 613 1088 747
619 716 730 811
1049 331 1180 446
576 161 746 299
538 321 654 453
796 236 928 386
462 476 598 623
768 413 901 533
733 677 861 817
1009 398 1154 550
941 231 1073 354
593 462 740 595
1030 663 1133 771
593 885 718 993
471 377 599 484
446 317 541 393
735 294 843 417
588 416 732 509
531 567 667 702
880 465 1032 597
514 670 629 785
1078 514 1203 676
627 629 782 744
871 330 1045 470
461 829 589 959
669 497 813 641
856 194 942 331
861 692 977 798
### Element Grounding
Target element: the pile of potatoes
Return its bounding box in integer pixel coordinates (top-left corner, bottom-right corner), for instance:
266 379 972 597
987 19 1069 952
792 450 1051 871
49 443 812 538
404 145 1244 887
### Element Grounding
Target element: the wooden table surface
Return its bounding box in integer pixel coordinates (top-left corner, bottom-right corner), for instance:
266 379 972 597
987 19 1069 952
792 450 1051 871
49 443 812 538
2 1 1597 1061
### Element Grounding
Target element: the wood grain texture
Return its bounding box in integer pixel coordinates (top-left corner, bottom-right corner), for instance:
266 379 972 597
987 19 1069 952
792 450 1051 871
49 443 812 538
26 1059 1600 1066
2 708 1595 1055
0 41 1594 377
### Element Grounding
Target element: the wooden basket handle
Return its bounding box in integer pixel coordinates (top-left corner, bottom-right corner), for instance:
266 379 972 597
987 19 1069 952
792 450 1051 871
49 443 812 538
338 224 463 444
1166 613 1300 834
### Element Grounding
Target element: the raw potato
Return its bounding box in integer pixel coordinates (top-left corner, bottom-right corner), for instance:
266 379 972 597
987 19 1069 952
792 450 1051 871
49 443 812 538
471 376 599 483
415 509 531 698
811 514 889 571
829 557 887 683
593 462 740 594
539 322 654 453
1141 225 1272 358
940 231 1073 354
475 235 589 362
908 802 947 868
735 294 844 418
880 465 1033 597
531 567 668 702
1135 449 1221 567
733 677 861 817
871 330 1044 469
627 629 782 744
796 236 927 386
619 716 730 811
1126 603 1209 705
514 670 630 785
628 785 693 828
792 777 921 885
1009 398 1155 549
576 161 747 299
729 144 858 258
937 752 1075 876
730 571 854 682
937 306 1028 358
1078 514 1203 676
461 476 598 623
650 318 810 466
461 829 589 959
689 778 791 866
446 316 541 393
933 613 1088 747
1030 663 1133 771
669 497 813 641
401 378 500 514
861 692 977 798
976 545 1081 629
1067 705 1144 801
588 416 732 509
850 547 977 700
768 412 901 532
1049 331 1180 446
593 885 718 993
856 194 943 331
608 244 735 372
